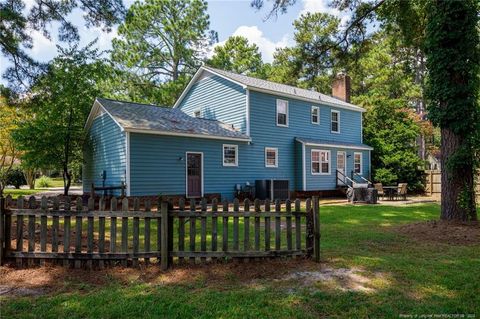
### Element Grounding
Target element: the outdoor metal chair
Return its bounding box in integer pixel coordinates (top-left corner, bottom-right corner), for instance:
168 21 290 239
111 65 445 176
374 183 384 199
397 183 408 200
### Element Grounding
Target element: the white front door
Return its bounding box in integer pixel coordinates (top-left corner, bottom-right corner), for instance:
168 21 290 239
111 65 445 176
337 151 346 185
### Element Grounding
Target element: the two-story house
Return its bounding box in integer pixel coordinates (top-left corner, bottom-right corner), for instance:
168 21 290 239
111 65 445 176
83 66 372 199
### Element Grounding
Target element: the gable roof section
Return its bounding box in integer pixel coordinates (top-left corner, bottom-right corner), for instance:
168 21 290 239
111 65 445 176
85 98 251 142
174 66 365 112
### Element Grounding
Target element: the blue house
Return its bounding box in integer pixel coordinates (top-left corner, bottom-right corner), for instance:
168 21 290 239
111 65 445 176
83 66 372 199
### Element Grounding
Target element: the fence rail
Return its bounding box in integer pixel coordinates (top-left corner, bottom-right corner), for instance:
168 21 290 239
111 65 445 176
0 195 320 269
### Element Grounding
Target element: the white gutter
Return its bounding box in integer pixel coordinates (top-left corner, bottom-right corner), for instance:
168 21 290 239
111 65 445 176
299 140 373 151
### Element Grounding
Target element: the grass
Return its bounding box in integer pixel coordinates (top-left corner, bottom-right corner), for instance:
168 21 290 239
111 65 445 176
1 203 479 318
3 178 79 199
3 189 41 199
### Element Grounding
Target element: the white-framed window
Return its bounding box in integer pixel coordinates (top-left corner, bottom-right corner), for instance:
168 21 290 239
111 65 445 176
265 147 278 168
331 110 340 133
223 144 238 167
354 152 362 174
194 109 202 118
311 150 330 175
311 106 319 124
276 99 288 127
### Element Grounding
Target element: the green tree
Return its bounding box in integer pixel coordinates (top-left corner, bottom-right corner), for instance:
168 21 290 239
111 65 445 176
353 33 424 190
208 36 263 75
0 91 21 195
424 0 479 221
111 0 216 106
269 12 360 93
0 0 124 88
13 43 109 195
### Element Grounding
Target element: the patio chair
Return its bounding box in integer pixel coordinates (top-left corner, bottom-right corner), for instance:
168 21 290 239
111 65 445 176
397 183 408 201
374 183 384 199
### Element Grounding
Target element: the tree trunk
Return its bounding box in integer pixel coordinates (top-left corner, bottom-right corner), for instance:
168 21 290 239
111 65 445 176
63 168 71 196
440 127 477 221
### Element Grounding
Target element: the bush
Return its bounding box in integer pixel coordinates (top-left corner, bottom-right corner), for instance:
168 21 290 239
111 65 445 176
6 168 27 189
36 176 53 188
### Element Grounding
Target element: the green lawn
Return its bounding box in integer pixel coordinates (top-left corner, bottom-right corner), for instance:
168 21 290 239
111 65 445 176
1 203 479 318
3 188 41 199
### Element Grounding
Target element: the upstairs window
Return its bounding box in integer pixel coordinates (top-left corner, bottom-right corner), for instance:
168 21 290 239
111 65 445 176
354 152 362 174
276 99 288 127
194 109 201 118
331 110 340 133
311 106 319 124
265 147 278 168
311 150 330 174
223 144 238 166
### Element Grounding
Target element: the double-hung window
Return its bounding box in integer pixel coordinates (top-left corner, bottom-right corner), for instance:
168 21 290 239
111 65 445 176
276 99 288 126
311 106 319 124
223 144 238 166
265 147 278 168
354 152 362 174
311 150 330 174
331 110 340 133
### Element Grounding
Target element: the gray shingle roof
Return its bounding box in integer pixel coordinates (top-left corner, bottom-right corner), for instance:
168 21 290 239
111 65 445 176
202 66 364 112
295 138 373 150
96 98 250 140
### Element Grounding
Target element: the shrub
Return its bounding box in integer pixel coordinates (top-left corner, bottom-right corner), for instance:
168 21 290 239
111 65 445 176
36 176 53 188
6 168 27 189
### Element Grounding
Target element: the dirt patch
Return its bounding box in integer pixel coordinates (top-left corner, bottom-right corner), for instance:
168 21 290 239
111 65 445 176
0 259 321 297
394 220 480 245
275 267 384 293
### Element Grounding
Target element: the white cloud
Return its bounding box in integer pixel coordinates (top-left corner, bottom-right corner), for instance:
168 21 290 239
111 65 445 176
213 25 293 63
299 0 350 26
29 30 57 61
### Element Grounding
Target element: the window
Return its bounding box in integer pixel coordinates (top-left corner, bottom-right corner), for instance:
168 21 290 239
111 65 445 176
311 106 319 124
276 99 288 126
223 145 238 166
331 110 340 133
354 152 362 174
194 109 201 118
265 147 278 168
311 150 330 174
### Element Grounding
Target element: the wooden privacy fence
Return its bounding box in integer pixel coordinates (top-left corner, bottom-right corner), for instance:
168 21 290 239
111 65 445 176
0 195 320 270
425 170 480 199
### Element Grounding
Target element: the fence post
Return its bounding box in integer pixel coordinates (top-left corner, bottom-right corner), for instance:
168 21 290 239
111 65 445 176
160 201 169 270
429 171 433 196
305 198 313 257
0 195 4 266
312 196 320 263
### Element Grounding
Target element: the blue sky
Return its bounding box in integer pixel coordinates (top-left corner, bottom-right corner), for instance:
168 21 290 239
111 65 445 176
0 0 347 85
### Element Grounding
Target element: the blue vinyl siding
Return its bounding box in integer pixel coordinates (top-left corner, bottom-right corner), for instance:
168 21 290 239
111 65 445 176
248 91 365 192
178 74 247 133
303 145 370 190
83 113 126 195
129 133 253 199
249 91 362 144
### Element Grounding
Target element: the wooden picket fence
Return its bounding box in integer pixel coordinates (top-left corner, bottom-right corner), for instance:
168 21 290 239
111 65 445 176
0 195 320 269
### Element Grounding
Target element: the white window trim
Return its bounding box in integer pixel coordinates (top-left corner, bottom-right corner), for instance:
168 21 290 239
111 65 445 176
331 110 340 133
311 149 331 175
193 108 202 118
354 152 363 175
311 106 320 124
276 99 289 127
265 147 279 168
222 144 238 167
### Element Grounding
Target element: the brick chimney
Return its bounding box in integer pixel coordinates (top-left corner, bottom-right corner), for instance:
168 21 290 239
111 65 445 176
332 73 351 103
